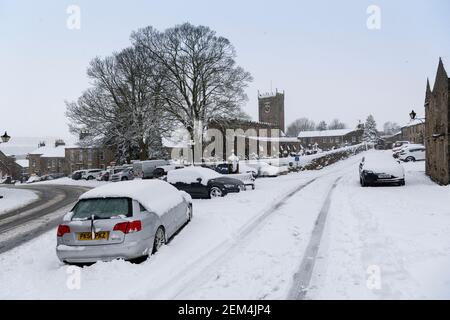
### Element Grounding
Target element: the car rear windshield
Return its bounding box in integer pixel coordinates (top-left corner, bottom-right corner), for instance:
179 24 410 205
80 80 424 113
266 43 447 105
71 197 132 220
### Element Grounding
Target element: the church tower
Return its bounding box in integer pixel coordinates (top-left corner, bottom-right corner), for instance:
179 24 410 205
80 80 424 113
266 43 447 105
258 89 285 133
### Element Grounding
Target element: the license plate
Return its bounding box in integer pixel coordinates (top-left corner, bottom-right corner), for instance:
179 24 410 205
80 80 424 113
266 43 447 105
378 174 390 179
77 231 110 241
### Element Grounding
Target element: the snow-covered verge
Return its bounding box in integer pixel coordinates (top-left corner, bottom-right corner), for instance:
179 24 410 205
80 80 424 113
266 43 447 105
0 188 38 216
33 177 107 188
307 153 450 299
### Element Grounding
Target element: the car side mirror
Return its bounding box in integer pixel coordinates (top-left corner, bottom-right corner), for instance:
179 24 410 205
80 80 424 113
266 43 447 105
196 177 202 183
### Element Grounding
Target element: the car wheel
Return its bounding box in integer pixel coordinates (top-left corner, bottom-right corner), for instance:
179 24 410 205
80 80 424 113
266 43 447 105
406 156 415 162
152 226 166 254
209 186 223 198
121 177 128 181
186 204 193 222
361 177 368 187
87 176 94 180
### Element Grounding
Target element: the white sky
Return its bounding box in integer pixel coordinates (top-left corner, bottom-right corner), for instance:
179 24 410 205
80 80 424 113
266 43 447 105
0 0 449 139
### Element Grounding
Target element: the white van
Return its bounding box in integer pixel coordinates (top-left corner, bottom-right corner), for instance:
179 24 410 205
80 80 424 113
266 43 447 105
133 160 169 179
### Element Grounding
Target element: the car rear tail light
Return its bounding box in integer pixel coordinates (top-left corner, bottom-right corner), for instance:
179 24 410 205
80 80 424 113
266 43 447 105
57 225 70 237
113 221 142 234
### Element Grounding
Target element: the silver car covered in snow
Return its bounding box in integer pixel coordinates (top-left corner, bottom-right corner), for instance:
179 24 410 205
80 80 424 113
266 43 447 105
56 180 192 264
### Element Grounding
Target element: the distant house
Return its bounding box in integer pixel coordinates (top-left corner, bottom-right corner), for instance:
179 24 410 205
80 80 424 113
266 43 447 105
0 150 23 180
28 140 66 176
401 119 425 145
64 146 115 174
297 127 364 150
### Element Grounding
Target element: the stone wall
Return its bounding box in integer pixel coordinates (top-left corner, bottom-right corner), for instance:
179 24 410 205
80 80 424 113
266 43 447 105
425 59 450 185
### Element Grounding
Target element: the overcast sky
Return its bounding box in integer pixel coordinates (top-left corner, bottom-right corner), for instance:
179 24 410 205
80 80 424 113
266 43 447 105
1 0 449 139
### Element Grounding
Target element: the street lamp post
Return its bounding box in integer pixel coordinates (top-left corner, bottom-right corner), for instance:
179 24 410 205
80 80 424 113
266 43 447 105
409 110 425 144
0 131 12 199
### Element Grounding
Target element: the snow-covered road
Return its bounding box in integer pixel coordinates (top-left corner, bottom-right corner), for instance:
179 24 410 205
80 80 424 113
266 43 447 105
1 151 449 299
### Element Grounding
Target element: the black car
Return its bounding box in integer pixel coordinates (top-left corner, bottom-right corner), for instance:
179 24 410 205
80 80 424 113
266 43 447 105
167 167 244 199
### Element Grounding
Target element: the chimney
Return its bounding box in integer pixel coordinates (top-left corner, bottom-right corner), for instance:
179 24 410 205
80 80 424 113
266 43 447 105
55 139 65 147
79 130 90 141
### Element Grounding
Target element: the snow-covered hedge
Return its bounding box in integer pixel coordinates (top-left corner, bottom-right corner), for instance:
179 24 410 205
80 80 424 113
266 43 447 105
299 144 368 170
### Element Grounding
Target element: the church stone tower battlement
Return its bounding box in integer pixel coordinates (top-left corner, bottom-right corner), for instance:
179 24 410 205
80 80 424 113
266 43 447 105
258 90 285 133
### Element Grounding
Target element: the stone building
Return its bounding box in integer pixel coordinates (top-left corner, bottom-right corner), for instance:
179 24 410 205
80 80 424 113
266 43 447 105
401 119 425 145
297 127 364 151
64 146 115 174
425 58 450 185
208 118 301 160
258 90 285 133
28 140 66 176
0 150 22 180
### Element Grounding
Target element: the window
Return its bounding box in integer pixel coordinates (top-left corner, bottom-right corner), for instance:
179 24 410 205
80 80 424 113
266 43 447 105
329 137 333 143
335 137 340 143
71 198 132 219
323 138 327 143
99 151 105 161
139 203 147 212
352 136 356 143
78 152 83 162
88 150 93 161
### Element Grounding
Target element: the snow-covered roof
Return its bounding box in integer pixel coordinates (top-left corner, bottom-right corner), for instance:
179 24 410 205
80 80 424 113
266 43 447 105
244 136 299 143
29 145 66 158
79 180 189 216
15 159 29 168
167 166 222 186
402 119 425 128
298 128 356 138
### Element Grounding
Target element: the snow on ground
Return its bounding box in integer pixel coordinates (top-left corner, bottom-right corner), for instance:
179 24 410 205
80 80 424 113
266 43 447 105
1 150 449 299
0 155 352 299
33 177 107 188
307 152 450 299
0 188 38 216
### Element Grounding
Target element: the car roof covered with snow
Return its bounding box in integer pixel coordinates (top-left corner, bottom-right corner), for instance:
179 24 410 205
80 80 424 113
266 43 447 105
362 151 405 176
79 180 188 216
167 166 222 185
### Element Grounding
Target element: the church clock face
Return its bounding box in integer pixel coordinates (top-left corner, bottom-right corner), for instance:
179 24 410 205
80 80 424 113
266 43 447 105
264 102 271 113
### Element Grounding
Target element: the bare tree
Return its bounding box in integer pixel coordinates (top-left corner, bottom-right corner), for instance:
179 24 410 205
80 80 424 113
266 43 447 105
286 118 316 136
328 118 347 130
131 23 252 160
66 46 170 163
316 121 327 131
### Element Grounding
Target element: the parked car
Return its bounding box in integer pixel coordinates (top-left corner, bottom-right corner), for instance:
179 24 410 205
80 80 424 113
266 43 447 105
245 161 281 177
359 153 405 187
392 141 410 155
133 160 169 179
82 169 103 180
393 143 423 158
55 180 193 264
167 166 244 199
110 167 135 182
153 164 184 179
71 170 86 180
26 174 41 184
96 170 110 181
398 145 426 162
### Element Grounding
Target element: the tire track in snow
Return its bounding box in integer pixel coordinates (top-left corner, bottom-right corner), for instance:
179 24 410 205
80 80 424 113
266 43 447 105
288 176 342 300
157 157 363 299
143 177 319 299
